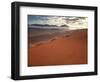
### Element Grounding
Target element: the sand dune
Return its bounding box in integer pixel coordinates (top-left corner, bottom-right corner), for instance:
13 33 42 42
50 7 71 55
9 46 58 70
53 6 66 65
28 29 87 66
28 28 70 45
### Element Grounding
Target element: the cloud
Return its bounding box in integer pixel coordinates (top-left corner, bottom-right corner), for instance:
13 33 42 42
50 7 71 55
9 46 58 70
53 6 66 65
28 15 88 29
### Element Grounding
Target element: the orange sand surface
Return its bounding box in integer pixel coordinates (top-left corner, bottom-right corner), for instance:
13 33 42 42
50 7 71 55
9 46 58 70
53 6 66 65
28 29 87 66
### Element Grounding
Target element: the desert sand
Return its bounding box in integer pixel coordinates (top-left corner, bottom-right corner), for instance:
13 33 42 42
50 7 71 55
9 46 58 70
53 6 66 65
28 29 87 66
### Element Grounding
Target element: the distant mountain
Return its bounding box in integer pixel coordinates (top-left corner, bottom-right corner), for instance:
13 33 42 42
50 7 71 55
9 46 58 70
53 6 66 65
28 24 69 27
60 25 69 27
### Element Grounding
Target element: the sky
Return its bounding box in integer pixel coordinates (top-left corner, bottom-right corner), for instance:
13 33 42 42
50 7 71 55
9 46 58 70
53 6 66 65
28 15 88 29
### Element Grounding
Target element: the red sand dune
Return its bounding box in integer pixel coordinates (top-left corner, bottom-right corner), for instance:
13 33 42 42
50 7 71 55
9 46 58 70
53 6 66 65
28 29 87 66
